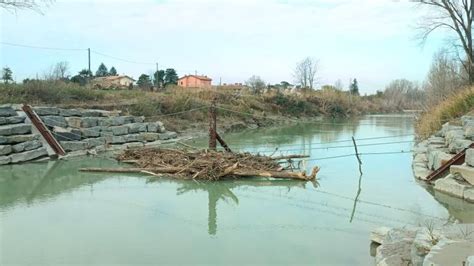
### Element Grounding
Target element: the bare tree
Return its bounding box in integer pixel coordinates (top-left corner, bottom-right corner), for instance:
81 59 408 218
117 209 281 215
414 0 473 84
294 57 319 89
424 49 464 104
0 0 53 14
53 61 69 79
245 75 266 94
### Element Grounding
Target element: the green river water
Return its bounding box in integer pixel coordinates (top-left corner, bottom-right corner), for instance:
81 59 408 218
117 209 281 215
1 114 473 265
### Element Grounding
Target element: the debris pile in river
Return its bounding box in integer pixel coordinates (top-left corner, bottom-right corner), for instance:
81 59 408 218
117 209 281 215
80 148 319 181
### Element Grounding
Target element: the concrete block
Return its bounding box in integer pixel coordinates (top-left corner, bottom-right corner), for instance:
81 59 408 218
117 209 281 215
413 164 432 180
80 109 104 117
448 139 472 153
133 116 145 123
33 107 59 116
10 147 47 163
0 145 12 156
450 165 474 185
66 117 98 128
124 134 142 142
0 106 17 117
464 189 474 202
60 141 88 152
0 124 31 136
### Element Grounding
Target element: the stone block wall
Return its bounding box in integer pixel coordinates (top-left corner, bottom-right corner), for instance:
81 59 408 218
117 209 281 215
34 107 178 152
0 105 47 165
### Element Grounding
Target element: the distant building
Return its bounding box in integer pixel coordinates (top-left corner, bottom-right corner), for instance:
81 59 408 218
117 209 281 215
91 75 135 89
178 75 212 88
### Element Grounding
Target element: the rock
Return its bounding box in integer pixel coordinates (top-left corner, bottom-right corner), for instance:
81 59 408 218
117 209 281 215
413 164 432 180
126 142 144 149
423 240 474 266
12 140 42 153
428 137 445 145
411 228 441 266
0 145 12 156
52 127 82 141
371 227 391 245
98 116 126 127
467 149 474 167
445 130 465 145
60 141 88 152
81 109 104 117
109 125 128 136
66 117 98 128
461 116 474 126
5 116 25 124
41 115 67 128
441 123 463 137
428 150 453 170
124 134 142 142
104 135 125 144
413 154 428 164
0 124 31 136
0 106 17 117
81 126 101 138
139 133 160 142
0 155 10 165
133 116 145 123
34 107 59 116
10 147 47 163
464 188 474 202
59 108 82 117
467 256 474 266
448 139 472 153
375 229 416 266
126 123 147 134
123 116 135 124
147 122 160 132
434 175 468 199
465 125 474 140
450 165 474 185
4 134 39 144
158 131 177 140
85 137 106 148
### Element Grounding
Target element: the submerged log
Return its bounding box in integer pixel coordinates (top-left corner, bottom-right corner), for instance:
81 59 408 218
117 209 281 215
271 154 310 160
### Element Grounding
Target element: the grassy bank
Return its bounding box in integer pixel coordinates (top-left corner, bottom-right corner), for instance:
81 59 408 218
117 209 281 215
416 86 474 138
0 81 394 125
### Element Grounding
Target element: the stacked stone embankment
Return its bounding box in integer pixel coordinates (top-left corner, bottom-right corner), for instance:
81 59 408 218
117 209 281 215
412 115 474 202
34 106 178 154
370 224 474 266
0 105 47 165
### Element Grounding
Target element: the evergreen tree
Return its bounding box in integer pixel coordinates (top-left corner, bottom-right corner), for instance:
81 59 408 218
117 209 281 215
1 67 13 84
109 67 118 76
153 70 165 88
95 63 108 77
71 69 92 86
137 74 152 88
350 78 359 95
164 68 178 86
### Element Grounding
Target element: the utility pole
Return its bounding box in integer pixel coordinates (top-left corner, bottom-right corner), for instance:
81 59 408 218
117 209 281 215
88 48 91 77
156 62 159 89
208 97 217 151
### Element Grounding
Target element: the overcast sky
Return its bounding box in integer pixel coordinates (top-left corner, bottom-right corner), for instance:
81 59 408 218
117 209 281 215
1 0 447 93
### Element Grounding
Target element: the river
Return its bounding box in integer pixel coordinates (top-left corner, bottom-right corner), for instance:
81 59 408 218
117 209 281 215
1 114 473 265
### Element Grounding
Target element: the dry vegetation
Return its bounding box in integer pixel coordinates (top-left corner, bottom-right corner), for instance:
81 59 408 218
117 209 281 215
416 86 474 138
79 148 319 181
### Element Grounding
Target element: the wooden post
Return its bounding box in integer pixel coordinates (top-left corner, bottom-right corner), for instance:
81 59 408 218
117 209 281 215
209 97 217 150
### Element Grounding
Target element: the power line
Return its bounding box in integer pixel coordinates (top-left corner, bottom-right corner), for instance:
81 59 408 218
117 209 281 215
0 41 86 51
90 50 155 65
